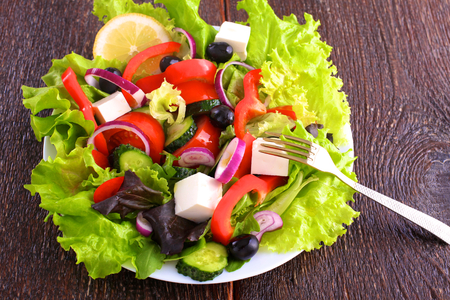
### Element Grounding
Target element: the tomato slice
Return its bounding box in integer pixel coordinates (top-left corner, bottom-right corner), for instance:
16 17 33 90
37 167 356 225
108 130 146 153
175 81 219 104
114 112 165 164
172 115 221 166
93 176 125 203
164 59 217 86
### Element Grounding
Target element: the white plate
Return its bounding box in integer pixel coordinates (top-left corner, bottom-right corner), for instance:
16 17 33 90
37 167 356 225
42 124 353 284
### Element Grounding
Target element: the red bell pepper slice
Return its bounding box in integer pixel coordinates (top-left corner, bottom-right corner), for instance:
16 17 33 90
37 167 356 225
211 174 269 245
93 176 125 203
122 42 181 82
175 81 219 104
135 73 166 94
267 105 297 120
233 132 256 179
61 67 108 155
234 69 267 139
255 175 288 206
92 149 110 169
122 42 181 106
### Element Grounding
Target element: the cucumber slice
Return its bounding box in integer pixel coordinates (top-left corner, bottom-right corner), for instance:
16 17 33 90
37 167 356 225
165 116 197 152
176 242 228 282
113 144 153 172
185 99 221 117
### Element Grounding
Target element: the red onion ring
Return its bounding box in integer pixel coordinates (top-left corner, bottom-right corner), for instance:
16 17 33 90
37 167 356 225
87 120 151 156
214 137 245 183
174 27 197 59
85 68 148 108
136 211 153 237
251 210 283 242
214 61 255 109
179 147 215 168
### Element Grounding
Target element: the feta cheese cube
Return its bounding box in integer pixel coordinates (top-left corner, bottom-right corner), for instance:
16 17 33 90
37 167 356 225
251 138 289 177
92 91 131 124
174 173 222 223
214 21 251 61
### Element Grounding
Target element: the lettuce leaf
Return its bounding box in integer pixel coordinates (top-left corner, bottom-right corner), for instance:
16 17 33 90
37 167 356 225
92 0 174 29
147 80 186 125
238 0 350 145
22 53 126 156
25 146 167 279
258 123 359 252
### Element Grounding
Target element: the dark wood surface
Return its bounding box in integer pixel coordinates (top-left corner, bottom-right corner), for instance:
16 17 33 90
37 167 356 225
2 0 450 299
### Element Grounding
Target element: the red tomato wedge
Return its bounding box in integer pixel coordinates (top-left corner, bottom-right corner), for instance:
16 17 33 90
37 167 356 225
93 176 125 203
172 115 221 166
112 112 165 164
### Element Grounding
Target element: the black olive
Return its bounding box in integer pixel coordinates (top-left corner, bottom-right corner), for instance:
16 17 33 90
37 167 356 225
228 234 259 260
305 123 324 138
99 67 122 94
209 105 234 129
160 56 182 72
206 42 233 63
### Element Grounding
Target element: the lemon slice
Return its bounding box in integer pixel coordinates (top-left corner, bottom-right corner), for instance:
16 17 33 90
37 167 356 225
93 13 171 69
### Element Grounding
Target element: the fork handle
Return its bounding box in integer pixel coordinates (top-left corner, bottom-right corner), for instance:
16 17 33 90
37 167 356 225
336 173 450 244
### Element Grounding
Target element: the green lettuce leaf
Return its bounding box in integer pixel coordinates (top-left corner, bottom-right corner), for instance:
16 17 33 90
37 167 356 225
25 146 166 279
92 0 174 29
258 123 359 252
147 80 186 125
238 0 350 145
22 53 126 156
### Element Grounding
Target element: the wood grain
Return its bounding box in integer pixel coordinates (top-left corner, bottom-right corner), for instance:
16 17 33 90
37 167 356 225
1 0 449 299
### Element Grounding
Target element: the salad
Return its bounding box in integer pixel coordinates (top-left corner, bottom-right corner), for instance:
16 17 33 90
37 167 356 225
22 0 359 282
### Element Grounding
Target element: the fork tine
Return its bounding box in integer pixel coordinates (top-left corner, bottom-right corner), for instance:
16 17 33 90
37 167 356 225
262 137 311 152
260 142 310 159
259 149 309 165
265 131 313 146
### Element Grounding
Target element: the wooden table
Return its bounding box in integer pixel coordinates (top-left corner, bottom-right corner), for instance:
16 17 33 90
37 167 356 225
2 0 450 298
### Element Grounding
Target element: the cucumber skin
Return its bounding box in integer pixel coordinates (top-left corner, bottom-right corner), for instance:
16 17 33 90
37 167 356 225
165 119 198 153
185 99 222 117
175 242 228 282
176 259 224 282
112 144 152 172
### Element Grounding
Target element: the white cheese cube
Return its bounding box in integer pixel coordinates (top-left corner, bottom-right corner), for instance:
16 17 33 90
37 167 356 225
251 138 289 177
174 173 223 223
214 21 251 61
92 91 131 124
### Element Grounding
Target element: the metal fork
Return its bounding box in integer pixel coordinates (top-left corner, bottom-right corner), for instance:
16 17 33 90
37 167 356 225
260 131 450 244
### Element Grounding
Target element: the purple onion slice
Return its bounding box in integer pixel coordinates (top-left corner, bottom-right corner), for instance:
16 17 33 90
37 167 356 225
214 137 245 183
136 211 153 237
179 147 215 168
214 61 255 109
85 68 148 108
174 27 197 59
251 210 283 242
